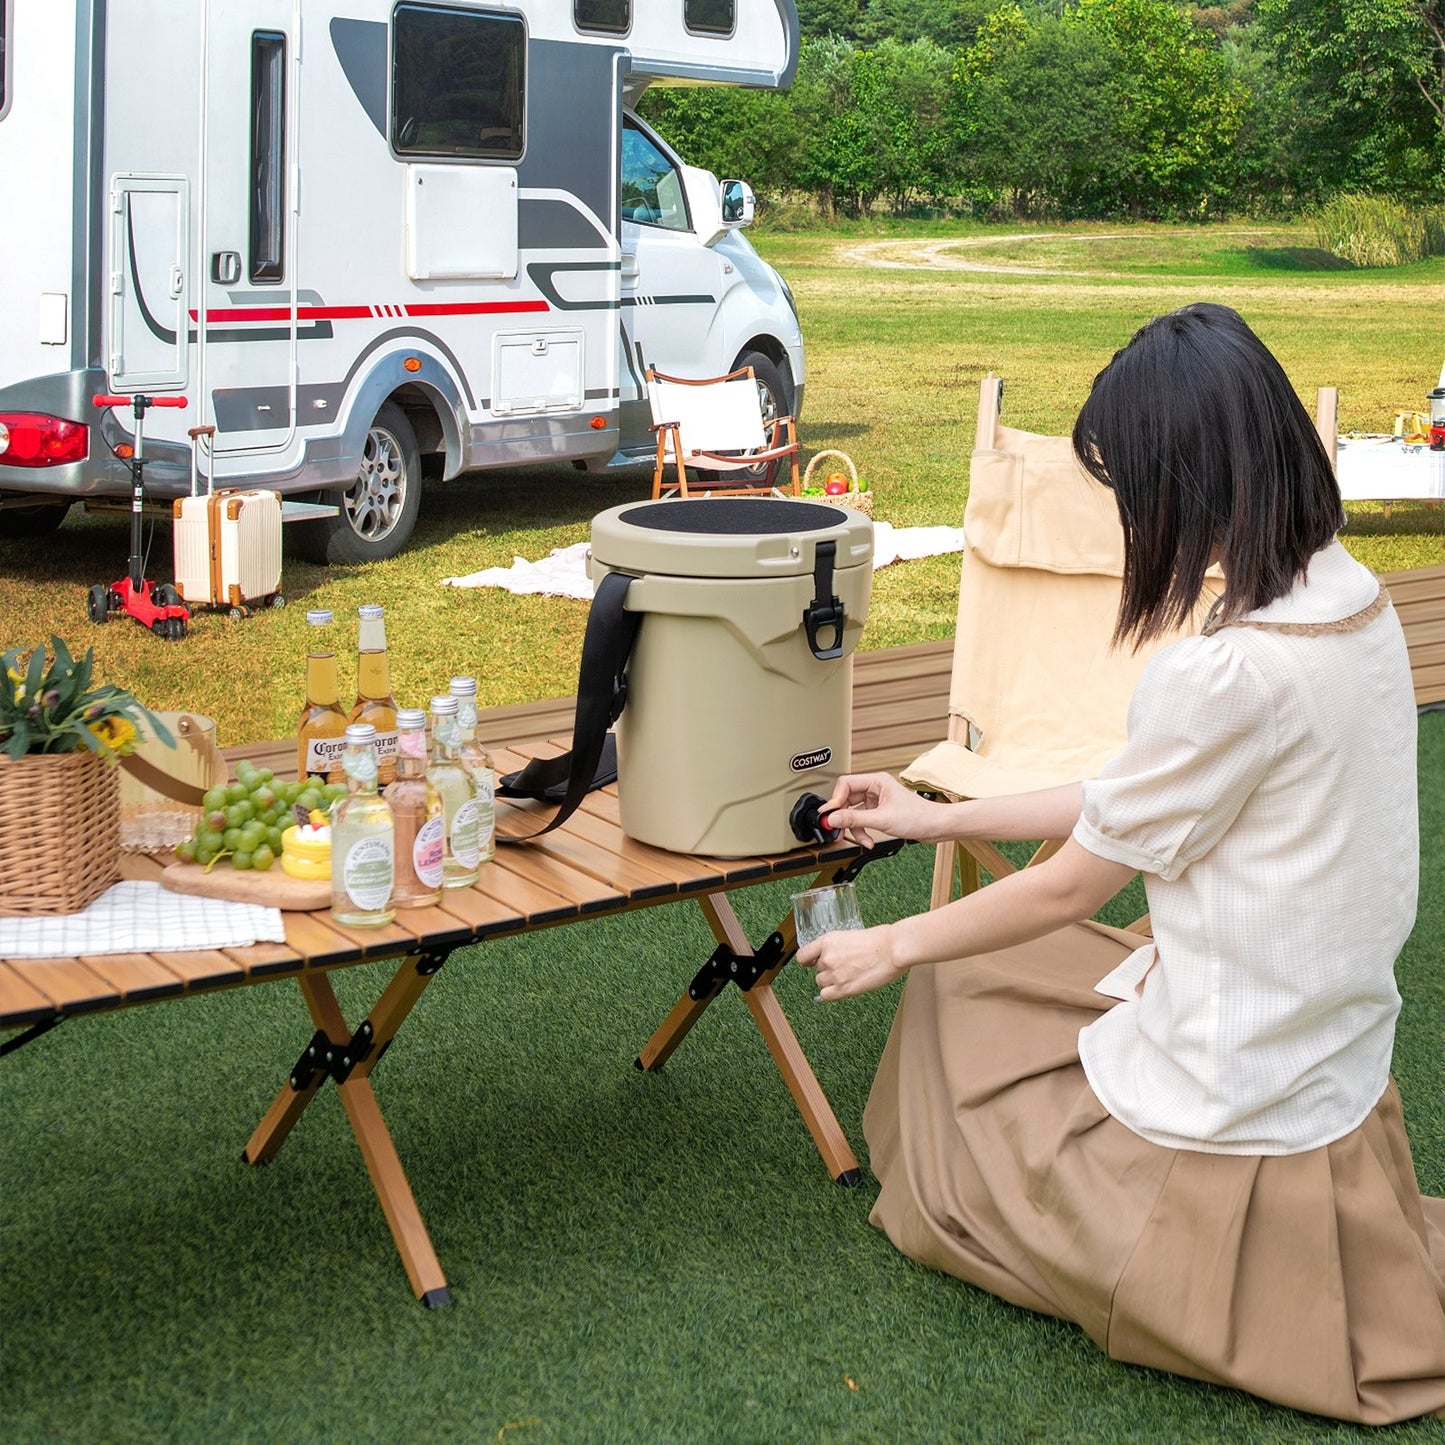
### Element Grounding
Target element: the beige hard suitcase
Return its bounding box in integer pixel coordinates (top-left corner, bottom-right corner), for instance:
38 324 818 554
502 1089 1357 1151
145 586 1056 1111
172 489 284 616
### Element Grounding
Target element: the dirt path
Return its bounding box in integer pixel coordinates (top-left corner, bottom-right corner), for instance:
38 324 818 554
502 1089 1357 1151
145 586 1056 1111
840 231 1281 276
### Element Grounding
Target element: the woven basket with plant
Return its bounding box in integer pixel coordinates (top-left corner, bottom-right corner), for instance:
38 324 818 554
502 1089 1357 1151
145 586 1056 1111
801 450 872 518
0 638 174 915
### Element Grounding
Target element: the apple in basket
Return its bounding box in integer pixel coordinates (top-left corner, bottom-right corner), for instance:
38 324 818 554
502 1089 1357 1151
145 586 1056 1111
825 476 850 495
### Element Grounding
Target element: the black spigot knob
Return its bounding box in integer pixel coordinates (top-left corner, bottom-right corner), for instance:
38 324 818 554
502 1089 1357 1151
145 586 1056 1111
790 792 839 846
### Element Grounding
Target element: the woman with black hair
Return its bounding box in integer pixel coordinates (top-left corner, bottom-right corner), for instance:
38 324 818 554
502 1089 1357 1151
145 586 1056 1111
803 304 1444 1424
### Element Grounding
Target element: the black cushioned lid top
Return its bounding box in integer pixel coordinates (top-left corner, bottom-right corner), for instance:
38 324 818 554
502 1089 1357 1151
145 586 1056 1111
619 498 848 535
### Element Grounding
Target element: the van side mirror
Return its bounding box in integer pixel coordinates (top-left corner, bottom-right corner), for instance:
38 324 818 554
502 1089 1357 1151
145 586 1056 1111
720 180 755 228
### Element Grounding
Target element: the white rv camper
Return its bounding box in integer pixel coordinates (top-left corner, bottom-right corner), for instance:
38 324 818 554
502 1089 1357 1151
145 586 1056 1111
0 0 804 560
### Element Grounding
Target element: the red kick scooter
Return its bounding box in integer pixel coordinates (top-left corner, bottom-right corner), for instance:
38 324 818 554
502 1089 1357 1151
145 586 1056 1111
87 392 193 641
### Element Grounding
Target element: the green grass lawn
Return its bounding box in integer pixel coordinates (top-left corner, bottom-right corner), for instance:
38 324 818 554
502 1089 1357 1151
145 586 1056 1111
1 718 1441 1443
0 222 1439 747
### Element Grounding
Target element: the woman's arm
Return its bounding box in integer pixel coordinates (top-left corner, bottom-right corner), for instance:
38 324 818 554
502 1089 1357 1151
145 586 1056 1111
798 837 1137 1000
821 773 1085 849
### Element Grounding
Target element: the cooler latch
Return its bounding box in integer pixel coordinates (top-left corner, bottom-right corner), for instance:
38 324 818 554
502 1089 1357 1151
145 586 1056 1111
802 540 845 660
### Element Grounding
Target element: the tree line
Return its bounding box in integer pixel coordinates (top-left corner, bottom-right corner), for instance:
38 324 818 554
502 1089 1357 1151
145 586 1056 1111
638 0 1445 220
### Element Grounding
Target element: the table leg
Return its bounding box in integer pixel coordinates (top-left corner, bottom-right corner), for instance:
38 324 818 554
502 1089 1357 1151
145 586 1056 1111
242 959 451 1306
636 880 862 1187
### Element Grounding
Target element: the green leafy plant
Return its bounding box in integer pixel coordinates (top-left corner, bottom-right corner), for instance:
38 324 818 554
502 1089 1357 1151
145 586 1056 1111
1312 192 1445 268
0 637 173 761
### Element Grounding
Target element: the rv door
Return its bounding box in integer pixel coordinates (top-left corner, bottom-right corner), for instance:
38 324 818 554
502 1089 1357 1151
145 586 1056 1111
619 115 723 392
197 3 298 471
109 176 190 391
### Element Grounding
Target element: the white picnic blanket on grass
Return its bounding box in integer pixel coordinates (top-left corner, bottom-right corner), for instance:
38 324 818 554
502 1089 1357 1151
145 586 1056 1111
442 519 967 598
0 880 286 959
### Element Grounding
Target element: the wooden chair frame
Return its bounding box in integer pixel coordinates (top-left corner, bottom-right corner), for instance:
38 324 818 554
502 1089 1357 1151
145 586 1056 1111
647 365 802 500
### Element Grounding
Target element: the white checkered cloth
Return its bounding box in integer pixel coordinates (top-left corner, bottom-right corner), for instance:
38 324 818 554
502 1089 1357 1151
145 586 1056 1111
0 881 287 958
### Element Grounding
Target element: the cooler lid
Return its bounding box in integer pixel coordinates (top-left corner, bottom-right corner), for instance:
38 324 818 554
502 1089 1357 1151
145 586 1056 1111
589 497 873 580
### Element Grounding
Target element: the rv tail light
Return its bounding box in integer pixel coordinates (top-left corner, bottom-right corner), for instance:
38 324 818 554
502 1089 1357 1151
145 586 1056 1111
589 416 607 430
0 413 89 467
403 357 422 373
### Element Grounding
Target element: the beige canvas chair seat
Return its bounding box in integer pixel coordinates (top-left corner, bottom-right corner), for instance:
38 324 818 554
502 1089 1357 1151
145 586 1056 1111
905 376 1219 913
647 366 801 500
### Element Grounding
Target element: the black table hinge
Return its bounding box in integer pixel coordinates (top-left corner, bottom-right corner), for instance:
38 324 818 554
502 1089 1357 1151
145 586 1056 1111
288 1017 376 1092
686 930 787 999
414 946 452 977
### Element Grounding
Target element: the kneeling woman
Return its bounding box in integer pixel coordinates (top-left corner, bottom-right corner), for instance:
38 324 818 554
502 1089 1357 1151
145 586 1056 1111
805 303 1444 1425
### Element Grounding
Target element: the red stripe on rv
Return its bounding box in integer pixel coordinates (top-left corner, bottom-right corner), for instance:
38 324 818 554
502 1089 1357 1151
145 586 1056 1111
189 301 549 322
404 301 549 317
189 305 373 322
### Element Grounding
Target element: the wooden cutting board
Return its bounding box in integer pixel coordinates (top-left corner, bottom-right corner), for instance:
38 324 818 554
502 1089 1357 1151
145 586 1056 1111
160 861 330 911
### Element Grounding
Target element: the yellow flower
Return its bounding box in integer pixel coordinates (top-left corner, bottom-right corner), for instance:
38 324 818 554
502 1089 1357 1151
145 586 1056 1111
87 715 137 755
6 665 24 702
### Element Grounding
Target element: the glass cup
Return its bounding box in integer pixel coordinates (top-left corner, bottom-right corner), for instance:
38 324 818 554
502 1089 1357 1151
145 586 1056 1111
791 881 864 948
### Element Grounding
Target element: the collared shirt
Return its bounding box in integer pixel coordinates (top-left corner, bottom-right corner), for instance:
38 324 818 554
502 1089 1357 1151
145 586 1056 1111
1073 540 1419 1155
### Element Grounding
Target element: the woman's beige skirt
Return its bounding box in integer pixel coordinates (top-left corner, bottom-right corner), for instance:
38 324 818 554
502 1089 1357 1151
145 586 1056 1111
864 922 1445 1425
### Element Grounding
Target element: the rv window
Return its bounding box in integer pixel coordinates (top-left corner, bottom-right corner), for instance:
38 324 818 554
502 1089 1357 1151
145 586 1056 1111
574 0 630 34
249 33 286 284
621 122 690 233
684 0 734 36
392 4 525 161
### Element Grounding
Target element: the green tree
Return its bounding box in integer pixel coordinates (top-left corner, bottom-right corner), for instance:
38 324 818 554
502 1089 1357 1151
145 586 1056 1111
959 13 1129 215
1074 0 1247 216
1253 0 1445 198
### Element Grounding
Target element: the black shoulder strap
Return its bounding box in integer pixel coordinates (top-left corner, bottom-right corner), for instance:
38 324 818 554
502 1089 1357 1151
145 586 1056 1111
494 570 640 842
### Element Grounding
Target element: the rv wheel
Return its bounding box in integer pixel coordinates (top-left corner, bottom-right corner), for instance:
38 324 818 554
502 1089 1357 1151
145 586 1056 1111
695 351 794 484
294 402 422 564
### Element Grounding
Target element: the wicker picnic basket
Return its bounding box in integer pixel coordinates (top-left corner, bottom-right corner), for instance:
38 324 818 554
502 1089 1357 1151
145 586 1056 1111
802 450 873 518
0 751 121 915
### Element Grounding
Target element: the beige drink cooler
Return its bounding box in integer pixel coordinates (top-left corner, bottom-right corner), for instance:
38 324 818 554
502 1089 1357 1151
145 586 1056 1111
588 497 873 857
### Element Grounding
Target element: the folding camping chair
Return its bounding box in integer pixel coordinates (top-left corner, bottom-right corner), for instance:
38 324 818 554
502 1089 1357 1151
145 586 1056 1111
900 375 1221 922
647 366 802 499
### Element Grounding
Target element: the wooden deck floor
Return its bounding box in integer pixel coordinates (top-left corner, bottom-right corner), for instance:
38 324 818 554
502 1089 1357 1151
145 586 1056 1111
226 636 955 780
224 560 1441 779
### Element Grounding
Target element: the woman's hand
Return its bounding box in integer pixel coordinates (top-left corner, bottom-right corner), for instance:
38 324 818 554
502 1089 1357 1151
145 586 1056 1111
797 923 904 1001
821 773 942 848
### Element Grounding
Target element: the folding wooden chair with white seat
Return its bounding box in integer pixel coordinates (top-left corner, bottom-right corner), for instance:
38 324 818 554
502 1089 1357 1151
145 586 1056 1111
647 366 801 500
900 375 1220 921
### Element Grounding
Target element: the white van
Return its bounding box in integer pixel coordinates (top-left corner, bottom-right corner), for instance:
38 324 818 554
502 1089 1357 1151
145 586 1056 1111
0 0 804 560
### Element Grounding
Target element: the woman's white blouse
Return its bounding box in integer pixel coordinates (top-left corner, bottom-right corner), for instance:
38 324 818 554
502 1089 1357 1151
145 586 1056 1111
1074 541 1419 1155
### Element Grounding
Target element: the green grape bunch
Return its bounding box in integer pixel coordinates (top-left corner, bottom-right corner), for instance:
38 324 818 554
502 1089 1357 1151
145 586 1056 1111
174 761 346 872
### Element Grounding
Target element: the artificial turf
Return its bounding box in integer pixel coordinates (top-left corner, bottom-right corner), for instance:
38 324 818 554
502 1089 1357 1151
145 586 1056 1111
1 715 1441 1443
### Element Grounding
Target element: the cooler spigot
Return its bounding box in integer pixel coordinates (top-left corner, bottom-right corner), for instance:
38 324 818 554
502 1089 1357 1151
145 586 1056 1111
790 792 840 846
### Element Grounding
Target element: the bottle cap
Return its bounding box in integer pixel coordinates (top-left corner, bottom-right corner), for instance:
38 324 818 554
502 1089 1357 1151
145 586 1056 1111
306 609 333 626
449 676 477 696
429 695 459 716
359 604 385 620
396 709 427 729
345 722 377 743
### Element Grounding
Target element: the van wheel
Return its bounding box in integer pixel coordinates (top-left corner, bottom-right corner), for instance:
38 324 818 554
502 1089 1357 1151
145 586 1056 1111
294 402 422 564
696 351 794 484
738 350 793 431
